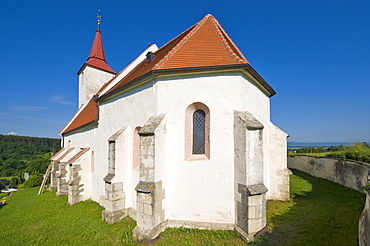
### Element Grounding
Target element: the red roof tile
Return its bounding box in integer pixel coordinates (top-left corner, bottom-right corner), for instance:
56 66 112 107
61 98 98 134
62 14 274 135
104 14 249 96
155 14 248 70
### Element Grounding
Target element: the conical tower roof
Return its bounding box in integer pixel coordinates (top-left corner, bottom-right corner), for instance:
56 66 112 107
79 29 116 74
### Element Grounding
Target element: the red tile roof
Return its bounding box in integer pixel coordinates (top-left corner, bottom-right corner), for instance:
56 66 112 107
61 98 98 134
155 15 248 70
62 14 275 135
79 30 116 74
103 14 249 96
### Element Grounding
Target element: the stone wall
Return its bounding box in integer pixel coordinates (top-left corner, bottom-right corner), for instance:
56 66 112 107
359 190 370 246
287 155 370 246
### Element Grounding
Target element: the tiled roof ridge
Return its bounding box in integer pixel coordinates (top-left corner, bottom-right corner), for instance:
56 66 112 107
209 16 249 64
56 147 75 162
153 14 210 70
67 147 90 164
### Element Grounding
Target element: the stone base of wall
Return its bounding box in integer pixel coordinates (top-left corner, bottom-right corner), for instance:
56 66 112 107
133 220 167 241
167 220 234 230
102 209 127 224
133 180 165 240
56 162 68 196
56 191 66 197
235 183 268 241
133 219 234 241
102 182 126 224
277 169 292 201
67 164 83 205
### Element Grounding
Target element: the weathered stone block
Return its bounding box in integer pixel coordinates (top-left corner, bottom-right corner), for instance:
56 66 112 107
105 182 123 192
143 204 153 215
138 192 153 205
102 209 126 224
107 190 125 201
105 199 125 212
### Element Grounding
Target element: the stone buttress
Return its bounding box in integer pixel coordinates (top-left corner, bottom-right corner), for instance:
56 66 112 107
234 111 268 241
102 127 128 224
66 148 90 205
133 114 166 240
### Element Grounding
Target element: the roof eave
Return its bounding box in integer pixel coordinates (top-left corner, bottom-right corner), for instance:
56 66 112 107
61 120 99 136
77 63 117 75
98 64 276 102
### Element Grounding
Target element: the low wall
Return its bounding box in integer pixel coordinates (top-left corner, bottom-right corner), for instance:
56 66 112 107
287 155 370 246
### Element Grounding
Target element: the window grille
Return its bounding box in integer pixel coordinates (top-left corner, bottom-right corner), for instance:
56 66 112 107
193 110 205 154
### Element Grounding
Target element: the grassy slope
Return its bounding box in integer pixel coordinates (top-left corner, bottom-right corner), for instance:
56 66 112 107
0 188 137 246
252 169 365 246
0 170 365 245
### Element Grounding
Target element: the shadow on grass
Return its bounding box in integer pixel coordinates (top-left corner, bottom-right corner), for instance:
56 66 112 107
249 169 366 246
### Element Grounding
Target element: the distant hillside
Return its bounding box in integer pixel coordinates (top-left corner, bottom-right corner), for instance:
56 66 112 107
0 135 61 177
288 142 352 148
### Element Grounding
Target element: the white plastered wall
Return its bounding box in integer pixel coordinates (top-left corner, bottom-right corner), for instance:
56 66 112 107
266 122 289 200
154 73 271 224
63 70 288 223
78 149 92 201
79 66 115 107
64 81 158 208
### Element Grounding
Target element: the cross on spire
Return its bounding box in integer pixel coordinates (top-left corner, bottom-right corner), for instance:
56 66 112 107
96 10 102 30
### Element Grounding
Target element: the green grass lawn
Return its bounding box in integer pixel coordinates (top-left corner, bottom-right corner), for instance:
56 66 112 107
289 152 337 157
251 169 365 246
0 170 365 245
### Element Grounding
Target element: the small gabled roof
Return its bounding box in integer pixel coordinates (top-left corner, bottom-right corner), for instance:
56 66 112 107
78 29 116 75
50 148 65 160
67 148 90 164
56 147 75 162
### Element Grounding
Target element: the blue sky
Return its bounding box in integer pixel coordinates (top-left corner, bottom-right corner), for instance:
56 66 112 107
1 0 369 142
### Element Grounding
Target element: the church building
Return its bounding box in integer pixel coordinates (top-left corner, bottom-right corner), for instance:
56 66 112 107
50 14 290 241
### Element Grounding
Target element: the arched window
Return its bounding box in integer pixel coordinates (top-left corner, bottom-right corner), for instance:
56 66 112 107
133 126 142 171
91 151 95 173
185 102 210 160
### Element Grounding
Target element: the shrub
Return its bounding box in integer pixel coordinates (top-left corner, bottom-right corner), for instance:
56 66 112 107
23 175 42 188
9 176 21 188
327 142 370 163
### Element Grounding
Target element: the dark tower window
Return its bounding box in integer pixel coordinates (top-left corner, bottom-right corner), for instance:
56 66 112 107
193 110 205 154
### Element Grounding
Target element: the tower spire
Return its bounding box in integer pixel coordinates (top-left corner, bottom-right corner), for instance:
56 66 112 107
96 9 102 31
78 11 115 75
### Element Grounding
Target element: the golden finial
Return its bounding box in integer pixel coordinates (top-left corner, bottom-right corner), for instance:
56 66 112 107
96 9 102 30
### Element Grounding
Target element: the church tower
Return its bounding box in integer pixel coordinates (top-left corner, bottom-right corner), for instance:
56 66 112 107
77 15 116 108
